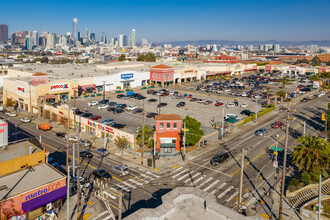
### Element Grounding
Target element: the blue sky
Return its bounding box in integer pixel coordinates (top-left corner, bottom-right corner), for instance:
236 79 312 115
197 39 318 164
1 0 329 42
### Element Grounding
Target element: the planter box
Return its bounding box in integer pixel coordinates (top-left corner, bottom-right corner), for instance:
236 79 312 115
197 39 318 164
84 96 89 98
91 95 95 97
96 94 102 96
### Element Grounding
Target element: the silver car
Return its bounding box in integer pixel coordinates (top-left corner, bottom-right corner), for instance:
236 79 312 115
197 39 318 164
110 165 130 176
79 139 92 147
255 128 267 136
94 148 109 156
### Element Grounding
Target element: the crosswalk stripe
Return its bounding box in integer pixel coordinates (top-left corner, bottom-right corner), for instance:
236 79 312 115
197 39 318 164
146 171 160 178
246 197 257 207
203 180 220 192
122 181 136 189
103 191 117 199
217 186 234 198
114 184 130 192
184 172 201 183
198 177 213 188
134 176 149 184
139 173 154 180
210 183 227 195
93 211 108 220
177 171 194 181
225 191 239 202
128 178 143 186
172 169 188 178
193 175 207 185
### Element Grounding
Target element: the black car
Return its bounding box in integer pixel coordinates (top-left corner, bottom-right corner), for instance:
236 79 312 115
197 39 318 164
93 169 112 180
240 110 252 116
157 102 167 108
116 94 124 99
133 108 143 114
147 90 154 94
300 98 309 103
107 106 117 111
79 151 93 159
74 109 84 115
113 108 124 114
99 99 109 104
81 113 93 118
135 95 146 100
108 102 117 106
111 123 126 129
148 98 157 103
132 93 141 97
210 153 229 166
56 132 66 137
146 112 158 118
176 102 186 107
116 104 127 109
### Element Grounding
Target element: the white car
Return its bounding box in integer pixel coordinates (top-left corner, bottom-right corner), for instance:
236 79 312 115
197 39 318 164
98 104 108 109
224 89 231 92
6 112 17 117
21 117 31 123
226 103 235 108
318 91 326 97
88 101 98 106
241 92 247 97
68 136 79 142
254 95 260 99
126 105 137 111
240 103 248 108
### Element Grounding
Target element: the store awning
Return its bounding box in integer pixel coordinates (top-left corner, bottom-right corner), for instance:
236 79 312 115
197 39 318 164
22 186 67 212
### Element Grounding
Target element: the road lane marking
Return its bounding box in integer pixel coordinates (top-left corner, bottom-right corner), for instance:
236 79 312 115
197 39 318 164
203 180 220 192
217 186 234 199
128 178 143 186
210 182 227 194
115 184 130 192
198 177 213 188
184 172 201 183
122 181 136 189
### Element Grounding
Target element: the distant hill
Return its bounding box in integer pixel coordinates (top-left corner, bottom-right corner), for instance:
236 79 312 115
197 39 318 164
155 40 330 47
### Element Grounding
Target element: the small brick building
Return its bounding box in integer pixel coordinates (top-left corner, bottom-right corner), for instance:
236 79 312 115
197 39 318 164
155 114 182 156
150 64 175 87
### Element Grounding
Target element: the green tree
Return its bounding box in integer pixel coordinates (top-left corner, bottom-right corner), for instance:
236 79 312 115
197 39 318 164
282 76 288 88
136 125 154 149
326 61 330 66
41 57 48 63
182 115 204 146
137 54 145 61
114 135 129 155
276 90 286 103
119 54 126 61
292 135 329 173
145 53 156 62
301 171 311 185
312 56 321 65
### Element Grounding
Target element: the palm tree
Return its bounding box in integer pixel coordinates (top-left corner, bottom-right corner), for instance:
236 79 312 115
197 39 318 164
276 90 286 103
292 135 329 172
266 87 270 105
282 76 288 88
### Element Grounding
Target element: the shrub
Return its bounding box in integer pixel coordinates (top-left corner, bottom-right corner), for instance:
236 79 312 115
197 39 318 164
301 171 311 185
5 98 15 107
289 178 299 186
310 171 320 183
322 170 329 179
116 86 121 90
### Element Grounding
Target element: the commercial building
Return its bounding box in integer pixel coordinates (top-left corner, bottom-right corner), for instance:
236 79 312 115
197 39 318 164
72 18 78 42
0 24 9 43
150 64 175 86
155 114 182 156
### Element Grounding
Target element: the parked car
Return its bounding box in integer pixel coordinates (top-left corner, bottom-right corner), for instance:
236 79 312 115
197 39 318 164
190 98 198 102
81 113 93 118
133 108 143 114
110 165 130 176
93 169 112 180
48 157 59 168
240 110 253 116
255 128 267 136
108 102 117 106
111 123 126 129
226 103 235 108
147 90 154 94
79 139 92 147
188 94 193 98
300 98 309 103
157 103 167 108
116 104 127 109
113 108 124 114
271 121 283 129
135 95 146 100
98 104 108 109
146 112 158 118
68 135 79 142
241 92 247 97
56 132 67 137
79 151 93 159
74 109 84 115
101 118 115 125
88 101 98 106
99 99 109 104
197 99 206 103
148 98 157 103
126 105 137 111
107 106 117 111
94 148 109 156
210 153 229 166
240 103 248 108
38 123 52 131
176 102 186 107
6 112 17 117
121 95 132 100
204 100 213 105
21 117 31 123
89 115 102 120
318 91 326 97
215 102 224 106
116 94 124 99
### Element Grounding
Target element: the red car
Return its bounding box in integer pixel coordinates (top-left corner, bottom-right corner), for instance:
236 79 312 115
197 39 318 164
271 121 283 129
89 115 102 120
188 94 193 98
215 102 224 106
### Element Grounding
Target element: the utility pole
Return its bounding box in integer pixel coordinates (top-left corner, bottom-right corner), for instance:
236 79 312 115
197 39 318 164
66 107 70 173
73 90 76 132
238 148 245 213
303 121 306 136
76 136 82 220
153 131 156 168
318 174 322 220
72 143 75 178
222 107 225 140
279 109 291 220
255 96 258 123
29 83 33 121
141 104 145 165
182 122 189 162
67 165 70 220
102 81 106 101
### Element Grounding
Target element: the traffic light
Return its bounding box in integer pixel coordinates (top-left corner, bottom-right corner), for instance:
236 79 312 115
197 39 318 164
322 113 326 121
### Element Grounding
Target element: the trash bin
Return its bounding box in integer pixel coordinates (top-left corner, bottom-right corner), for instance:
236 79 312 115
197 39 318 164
147 158 152 167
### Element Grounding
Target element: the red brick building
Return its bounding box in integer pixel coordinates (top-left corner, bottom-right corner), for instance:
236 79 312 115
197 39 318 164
155 114 182 156
150 64 175 86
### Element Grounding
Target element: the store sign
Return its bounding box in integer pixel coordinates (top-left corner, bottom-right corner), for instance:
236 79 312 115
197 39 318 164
121 73 134 80
49 83 70 91
17 86 26 93
313 81 320 88
88 120 114 134
25 182 61 201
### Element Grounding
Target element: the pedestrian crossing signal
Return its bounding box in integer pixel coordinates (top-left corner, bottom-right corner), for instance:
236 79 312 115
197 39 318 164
322 113 326 121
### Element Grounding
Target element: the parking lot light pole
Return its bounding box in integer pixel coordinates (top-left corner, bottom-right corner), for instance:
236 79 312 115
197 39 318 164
255 96 258 123
153 131 156 168
182 122 189 162
221 107 225 140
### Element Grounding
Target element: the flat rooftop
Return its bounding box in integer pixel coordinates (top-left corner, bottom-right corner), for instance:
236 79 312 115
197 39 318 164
0 163 65 200
0 140 42 163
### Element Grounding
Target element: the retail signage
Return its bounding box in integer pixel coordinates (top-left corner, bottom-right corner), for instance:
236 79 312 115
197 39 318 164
121 73 134 80
17 86 26 93
313 81 320 88
88 120 114 134
49 83 70 91
25 182 61 201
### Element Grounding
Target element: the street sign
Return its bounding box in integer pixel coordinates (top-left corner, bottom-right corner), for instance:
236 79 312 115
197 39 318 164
273 161 278 168
270 147 282 152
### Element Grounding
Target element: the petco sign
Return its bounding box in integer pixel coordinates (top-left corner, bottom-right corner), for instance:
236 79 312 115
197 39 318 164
49 83 70 91
17 86 26 93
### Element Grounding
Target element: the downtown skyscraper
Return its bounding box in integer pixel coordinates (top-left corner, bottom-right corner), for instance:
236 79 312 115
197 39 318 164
72 18 78 42
0 24 8 43
131 29 136 47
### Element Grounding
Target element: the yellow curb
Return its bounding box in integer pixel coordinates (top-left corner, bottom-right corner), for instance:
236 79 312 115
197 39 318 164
113 206 117 209
154 168 159 171
261 213 269 219
87 201 93 205
113 193 117 196
82 213 91 220
173 165 178 169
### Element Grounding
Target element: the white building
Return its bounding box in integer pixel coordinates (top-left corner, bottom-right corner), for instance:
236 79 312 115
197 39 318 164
118 34 124 47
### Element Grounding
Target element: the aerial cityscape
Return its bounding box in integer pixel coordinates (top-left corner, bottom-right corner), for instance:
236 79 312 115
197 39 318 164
0 1 329 220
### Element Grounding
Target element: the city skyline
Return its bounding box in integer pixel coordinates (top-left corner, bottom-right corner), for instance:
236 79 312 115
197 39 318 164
1 0 330 42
